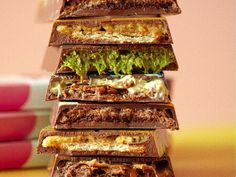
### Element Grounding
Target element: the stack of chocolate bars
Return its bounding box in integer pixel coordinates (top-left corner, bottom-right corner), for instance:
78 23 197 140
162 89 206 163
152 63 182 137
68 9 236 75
38 0 181 176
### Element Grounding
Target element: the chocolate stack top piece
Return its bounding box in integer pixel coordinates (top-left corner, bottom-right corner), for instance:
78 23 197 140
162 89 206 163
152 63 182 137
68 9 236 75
58 0 181 18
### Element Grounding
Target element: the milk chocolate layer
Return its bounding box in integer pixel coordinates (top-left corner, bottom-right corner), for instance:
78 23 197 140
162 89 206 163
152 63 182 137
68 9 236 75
38 127 170 157
53 102 178 130
46 74 171 103
52 155 175 177
49 17 172 45
59 0 181 18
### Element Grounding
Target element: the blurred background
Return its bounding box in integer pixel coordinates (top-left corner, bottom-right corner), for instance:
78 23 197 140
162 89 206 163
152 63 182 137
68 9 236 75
0 0 235 176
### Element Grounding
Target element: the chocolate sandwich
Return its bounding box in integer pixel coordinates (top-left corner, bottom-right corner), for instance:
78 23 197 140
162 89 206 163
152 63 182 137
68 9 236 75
46 74 171 102
49 17 172 45
57 0 181 18
52 102 178 130
45 45 178 78
51 155 175 177
38 127 170 157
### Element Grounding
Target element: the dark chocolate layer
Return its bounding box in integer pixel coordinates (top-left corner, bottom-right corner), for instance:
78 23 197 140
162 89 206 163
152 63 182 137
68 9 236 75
52 155 175 177
53 102 178 130
49 17 172 45
46 74 171 103
59 0 181 18
38 127 169 157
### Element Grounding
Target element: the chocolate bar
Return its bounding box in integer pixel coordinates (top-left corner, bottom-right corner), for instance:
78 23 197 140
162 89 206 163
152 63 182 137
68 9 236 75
49 17 172 45
38 127 170 157
51 155 175 177
57 0 181 18
52 102 178 130
46 74 171 103
48 45 177 79
42 45 178 77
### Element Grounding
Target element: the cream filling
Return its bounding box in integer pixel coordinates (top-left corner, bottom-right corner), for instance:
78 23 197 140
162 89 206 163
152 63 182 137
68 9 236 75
42 135 147 153
72 31 156 43
58 102 77 107
89 75 138 89
51 75 168 100
50 82 62 97
90 75 169 99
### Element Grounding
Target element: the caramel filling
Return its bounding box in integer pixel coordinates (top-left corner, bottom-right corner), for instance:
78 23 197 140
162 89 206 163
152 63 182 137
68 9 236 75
42 135 148 153
62 159 160 177
56 20 167 43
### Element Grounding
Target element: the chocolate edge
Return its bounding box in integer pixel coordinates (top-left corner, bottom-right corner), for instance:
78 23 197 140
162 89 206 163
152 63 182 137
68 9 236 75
49 17 173 45
58 0 181 18
52 155 175 177
53 102 179 130
54 44 178 75
38 127 161 157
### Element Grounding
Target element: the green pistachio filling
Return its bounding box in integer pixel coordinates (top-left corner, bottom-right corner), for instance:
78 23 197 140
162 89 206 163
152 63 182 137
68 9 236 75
59 48 174 80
